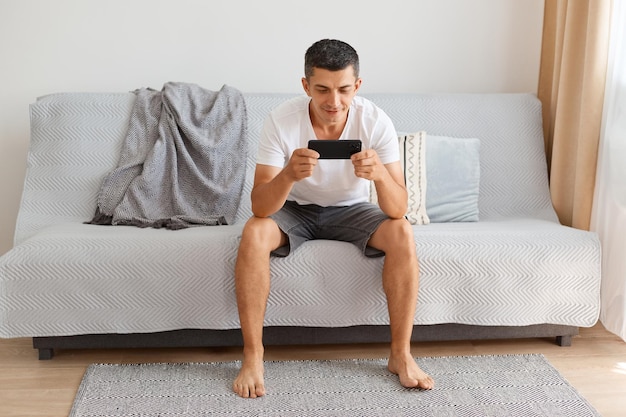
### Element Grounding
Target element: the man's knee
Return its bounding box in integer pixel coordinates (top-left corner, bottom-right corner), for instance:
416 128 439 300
240 217 285 252
374 218 415 252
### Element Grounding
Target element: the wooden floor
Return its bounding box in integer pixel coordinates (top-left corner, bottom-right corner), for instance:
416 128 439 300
1 323 625 417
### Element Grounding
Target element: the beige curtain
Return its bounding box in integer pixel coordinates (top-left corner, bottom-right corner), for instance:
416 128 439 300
538 0 611 230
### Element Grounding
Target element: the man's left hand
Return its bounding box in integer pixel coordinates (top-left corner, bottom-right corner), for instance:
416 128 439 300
351 149 387 181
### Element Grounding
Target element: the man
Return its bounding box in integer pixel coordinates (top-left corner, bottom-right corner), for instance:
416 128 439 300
233 39 434 398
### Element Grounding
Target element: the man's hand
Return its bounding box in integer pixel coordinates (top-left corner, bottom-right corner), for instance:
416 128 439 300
250 148 319 218
284 148 320 181
351 149 387 181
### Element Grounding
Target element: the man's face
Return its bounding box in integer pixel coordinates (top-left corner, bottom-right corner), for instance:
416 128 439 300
302 66 362 127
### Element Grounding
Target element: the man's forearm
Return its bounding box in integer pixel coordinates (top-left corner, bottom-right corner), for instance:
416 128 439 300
251 170 295 218
374 171 408 219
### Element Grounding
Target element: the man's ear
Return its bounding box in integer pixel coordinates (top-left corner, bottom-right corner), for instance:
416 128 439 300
354 78 363 93
301 77 311 96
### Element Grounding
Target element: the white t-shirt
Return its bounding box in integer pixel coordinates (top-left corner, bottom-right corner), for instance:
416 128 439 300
256 95 399 207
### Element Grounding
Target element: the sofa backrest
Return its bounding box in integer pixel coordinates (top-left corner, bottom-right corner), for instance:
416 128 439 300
15 91 557 245
364 93 557 223
18 93 136 245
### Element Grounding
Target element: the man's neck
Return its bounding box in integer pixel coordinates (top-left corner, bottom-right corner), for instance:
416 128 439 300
310 107 349 140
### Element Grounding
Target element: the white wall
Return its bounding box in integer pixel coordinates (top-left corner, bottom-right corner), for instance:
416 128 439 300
0 0 544 255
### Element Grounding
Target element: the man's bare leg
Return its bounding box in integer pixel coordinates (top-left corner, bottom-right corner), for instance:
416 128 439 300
368 218 434 390
233 217 286 398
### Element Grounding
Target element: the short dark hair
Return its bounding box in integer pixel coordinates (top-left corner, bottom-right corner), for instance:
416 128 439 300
304 39 360 79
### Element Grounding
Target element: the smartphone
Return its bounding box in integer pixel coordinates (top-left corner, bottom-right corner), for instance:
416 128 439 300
307 140 362 159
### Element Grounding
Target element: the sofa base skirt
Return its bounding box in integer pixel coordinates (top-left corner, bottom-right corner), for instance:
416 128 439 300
32 323 578 360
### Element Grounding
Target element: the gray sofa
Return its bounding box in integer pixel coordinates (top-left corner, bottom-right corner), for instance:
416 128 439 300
0 91 601 359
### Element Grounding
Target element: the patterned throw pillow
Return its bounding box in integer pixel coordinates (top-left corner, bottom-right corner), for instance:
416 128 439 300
370 131 429 225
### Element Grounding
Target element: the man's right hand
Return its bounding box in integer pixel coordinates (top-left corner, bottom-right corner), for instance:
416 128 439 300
284 148 319 181
250 148 319 218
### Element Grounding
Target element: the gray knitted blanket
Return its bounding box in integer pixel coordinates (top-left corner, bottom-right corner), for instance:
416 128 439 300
89 83 247 229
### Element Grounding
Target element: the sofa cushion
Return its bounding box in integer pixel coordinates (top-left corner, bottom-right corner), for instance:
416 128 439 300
0 219 600 338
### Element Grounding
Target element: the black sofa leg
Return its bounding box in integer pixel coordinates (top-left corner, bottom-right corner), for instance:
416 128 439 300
38 348 54 360
556 335 572 347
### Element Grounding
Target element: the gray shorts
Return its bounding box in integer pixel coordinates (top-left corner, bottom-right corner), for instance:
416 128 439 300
269 200 389 258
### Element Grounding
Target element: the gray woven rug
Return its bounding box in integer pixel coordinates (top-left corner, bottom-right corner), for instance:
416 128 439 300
69 354 600 416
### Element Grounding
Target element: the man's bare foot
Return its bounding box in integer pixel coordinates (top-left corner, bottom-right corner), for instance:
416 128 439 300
233 351 265 398
388 353 434 390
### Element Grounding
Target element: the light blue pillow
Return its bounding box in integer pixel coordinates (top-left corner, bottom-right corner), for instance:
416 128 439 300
425 135 480 222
